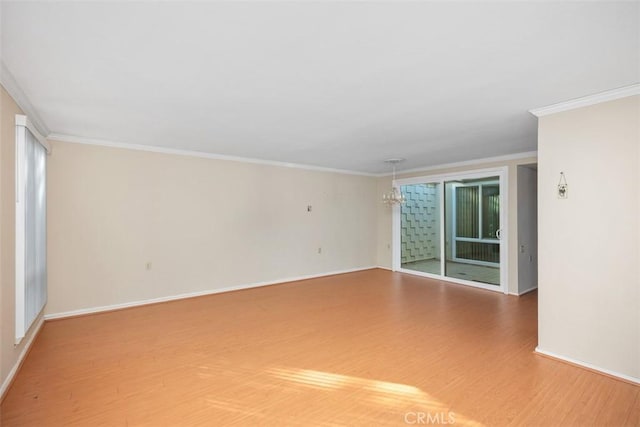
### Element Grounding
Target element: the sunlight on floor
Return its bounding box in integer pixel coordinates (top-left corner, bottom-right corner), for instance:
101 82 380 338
268 367 349 390
267 367 484 426
368 380 423 397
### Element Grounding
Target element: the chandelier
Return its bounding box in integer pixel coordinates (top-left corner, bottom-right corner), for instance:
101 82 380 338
382 158 406 205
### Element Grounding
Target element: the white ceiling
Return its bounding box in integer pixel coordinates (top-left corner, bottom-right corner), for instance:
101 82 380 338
1 1 638 174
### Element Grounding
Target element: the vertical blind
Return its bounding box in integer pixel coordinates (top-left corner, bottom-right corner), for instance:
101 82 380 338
455 186 479 238
15 115 47 343
454 183 500 264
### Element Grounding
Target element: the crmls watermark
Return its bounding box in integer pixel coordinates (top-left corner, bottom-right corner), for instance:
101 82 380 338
404 411 456 425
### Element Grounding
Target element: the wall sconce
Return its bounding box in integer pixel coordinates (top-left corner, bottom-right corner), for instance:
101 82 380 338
558 172 568 199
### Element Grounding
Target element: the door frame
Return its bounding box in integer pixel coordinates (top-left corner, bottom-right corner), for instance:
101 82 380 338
392 166 509 294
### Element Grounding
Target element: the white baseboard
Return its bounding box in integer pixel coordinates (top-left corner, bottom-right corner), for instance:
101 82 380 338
509 286 538 296
535 347 640 385
376 265 392 271
44 266 378 320
0 316 45 401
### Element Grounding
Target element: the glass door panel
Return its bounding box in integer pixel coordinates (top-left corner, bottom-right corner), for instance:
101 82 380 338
444 177 501 285
400 183 441 276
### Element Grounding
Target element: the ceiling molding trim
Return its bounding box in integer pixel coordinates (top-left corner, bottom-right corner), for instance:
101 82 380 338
16 114 51 153
47 133 378 177
377 151 538 177
0 61 50 136
529 83 640 117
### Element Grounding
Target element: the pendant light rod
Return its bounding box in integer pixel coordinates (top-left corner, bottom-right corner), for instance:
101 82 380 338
382 158 406 205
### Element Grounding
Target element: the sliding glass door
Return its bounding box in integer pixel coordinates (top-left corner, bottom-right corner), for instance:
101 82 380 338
395 168 506 293
444 177 500 286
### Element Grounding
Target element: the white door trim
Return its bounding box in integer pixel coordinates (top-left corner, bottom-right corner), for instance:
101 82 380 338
392 166 509 294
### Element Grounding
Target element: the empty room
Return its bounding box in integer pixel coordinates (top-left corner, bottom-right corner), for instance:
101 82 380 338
0 1 638 426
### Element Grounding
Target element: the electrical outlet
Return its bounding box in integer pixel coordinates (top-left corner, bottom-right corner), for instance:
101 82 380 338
317 247 322 254
145 262 152 270
307 205 312 212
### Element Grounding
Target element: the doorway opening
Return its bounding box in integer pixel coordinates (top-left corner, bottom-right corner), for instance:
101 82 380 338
516 164 538 295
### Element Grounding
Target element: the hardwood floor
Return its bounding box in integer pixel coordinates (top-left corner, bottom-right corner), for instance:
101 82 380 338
1 269 638 426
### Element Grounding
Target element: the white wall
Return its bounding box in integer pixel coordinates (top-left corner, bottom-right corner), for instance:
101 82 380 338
45 140 378 316
517 165 538 294
537 95 639 381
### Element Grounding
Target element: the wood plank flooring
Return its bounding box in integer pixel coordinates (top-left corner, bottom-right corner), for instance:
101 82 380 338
1 269 638 426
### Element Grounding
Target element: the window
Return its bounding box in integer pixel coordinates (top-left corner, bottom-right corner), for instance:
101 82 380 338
15 115 49 343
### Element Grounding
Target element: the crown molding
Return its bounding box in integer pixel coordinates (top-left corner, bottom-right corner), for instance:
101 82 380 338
529 83 640 117
376 151 538 177
0 61 50 136
49 133 537 178
16 114 51 153
47 133 378 177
